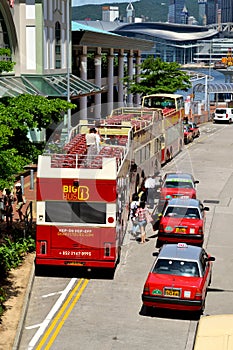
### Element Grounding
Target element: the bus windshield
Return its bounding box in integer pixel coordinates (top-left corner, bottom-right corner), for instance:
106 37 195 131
143 96 176 109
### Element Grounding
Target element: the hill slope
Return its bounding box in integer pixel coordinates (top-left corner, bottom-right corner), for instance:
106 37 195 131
72 0 199 24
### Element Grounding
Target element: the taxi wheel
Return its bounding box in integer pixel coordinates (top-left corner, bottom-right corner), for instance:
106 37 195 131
201 299 206 314
156 238 162 248
208 272 212 286
142 304 153 316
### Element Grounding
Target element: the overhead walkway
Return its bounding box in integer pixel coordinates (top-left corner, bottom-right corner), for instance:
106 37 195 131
194 83 233 93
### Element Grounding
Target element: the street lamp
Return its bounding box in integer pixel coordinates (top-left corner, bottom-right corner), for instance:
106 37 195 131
66 0 71 140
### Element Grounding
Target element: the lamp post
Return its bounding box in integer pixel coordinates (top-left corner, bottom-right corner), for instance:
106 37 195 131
66 0 71 140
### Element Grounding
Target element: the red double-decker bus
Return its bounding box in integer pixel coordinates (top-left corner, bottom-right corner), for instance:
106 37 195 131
36 107 163 272
141 93 184 164
35 95 184 272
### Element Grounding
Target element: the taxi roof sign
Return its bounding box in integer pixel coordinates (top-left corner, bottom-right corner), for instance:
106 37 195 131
177 243 188 248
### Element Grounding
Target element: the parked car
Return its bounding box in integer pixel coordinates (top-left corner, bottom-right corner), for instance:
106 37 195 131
141 243 215 314
213 108 233 123
156 198 209 247
158 172 199 212
187 122 200 138
184 124 193 144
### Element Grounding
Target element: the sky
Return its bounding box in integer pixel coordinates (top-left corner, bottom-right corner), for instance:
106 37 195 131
72 0 135 6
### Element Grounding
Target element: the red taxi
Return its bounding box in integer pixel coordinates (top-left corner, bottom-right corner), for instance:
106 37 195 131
142 243 215 314
184 124 193 144
187 122 200 138
158 172 199 211
156 198 209 248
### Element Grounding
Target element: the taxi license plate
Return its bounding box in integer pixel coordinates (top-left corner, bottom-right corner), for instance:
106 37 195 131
175 227 186 233
164 288 181 297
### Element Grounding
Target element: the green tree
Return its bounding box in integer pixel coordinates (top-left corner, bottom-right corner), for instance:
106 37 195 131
125 57 191 96
0 94 75 189
0 48 15 74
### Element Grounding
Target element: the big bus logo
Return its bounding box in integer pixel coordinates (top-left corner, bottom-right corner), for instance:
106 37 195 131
63 185 89 201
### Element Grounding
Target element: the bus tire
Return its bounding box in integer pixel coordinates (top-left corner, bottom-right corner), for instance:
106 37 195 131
116 246 121 265
166 149 170 162
169 147 173 160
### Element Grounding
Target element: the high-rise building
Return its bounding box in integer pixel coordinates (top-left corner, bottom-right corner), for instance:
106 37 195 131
126 1 135 23
102 6 119 22
168 0 185 24
198 0 233 25
180 5 189 24
220 0 233 22
198 0 207 25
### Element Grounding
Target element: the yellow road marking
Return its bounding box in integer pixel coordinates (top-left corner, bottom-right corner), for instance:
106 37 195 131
36 278 89 350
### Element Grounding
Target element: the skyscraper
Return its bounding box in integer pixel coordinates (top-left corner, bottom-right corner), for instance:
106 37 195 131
198 0 233 25
220 0 233 22
168 0 185 24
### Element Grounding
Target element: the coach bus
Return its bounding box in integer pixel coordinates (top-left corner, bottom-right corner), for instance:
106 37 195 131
141 93 184 163
193 314 233 350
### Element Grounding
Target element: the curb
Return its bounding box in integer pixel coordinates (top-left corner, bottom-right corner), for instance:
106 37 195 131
12 254 35 350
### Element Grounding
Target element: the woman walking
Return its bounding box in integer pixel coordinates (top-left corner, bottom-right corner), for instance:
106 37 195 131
132 202 148 243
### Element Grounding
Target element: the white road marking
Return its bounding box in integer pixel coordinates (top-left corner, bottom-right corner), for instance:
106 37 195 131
25 323 42 330
27 278 77 350
42 291 63 298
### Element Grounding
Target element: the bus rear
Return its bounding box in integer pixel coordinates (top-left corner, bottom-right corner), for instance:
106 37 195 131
141 93 184 163
36 155 120 270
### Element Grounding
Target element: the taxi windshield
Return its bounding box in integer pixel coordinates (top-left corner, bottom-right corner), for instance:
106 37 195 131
164 180 194 189
153 259 200 277
164 206 200 219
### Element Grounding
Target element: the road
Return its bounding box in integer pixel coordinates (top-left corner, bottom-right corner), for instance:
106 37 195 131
18 122 233 350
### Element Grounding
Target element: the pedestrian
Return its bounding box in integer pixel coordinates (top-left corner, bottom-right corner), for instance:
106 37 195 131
3 188 14 226
85 128 98 165
144 174 156 209
15 182 25 221
129 193 140 235
94 127 102 153
137 185 147 204
0 190 4 222
132 202 148 243
130 193 139 221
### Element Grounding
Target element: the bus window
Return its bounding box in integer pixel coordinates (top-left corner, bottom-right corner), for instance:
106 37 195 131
142 94 183 111
45 201 106 224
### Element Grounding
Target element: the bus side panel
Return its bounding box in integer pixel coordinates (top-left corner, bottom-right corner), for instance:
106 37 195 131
36 226 118 268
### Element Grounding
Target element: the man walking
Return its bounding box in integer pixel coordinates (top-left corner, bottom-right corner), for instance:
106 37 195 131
144 174 156 209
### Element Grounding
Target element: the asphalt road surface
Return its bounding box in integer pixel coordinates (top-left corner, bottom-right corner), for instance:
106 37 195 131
18 122 233 350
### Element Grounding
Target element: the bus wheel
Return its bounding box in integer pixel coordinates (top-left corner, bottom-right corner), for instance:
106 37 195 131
179 139 183 151
116 246 121 265
169 147 173 160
